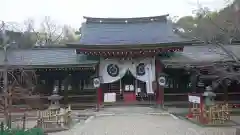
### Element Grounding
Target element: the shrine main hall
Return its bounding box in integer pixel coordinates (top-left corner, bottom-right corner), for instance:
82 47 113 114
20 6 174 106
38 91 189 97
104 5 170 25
1 14 240 107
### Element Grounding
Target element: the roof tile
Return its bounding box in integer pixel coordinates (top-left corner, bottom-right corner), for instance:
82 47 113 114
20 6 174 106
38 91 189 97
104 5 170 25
80 21 190 45
0 48 98 67
161 45 233 64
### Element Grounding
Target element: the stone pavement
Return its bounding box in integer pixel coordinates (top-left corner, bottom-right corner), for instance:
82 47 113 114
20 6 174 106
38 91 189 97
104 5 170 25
73 106 169 116
50 107 237 135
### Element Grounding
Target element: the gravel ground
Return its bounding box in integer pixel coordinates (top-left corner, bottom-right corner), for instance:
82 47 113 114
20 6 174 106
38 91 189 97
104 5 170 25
49 107 237 135
50 114 236 135
12 120 37 129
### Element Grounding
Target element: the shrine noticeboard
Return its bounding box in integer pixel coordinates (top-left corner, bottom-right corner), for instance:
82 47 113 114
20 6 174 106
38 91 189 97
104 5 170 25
188 95 201 103
104 93 116 103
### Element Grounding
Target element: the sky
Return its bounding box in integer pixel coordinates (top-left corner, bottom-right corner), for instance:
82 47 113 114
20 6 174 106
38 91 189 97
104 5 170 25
0 0 233 29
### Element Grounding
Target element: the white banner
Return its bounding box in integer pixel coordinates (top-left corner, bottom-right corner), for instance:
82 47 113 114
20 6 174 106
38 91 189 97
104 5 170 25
99 58 156 94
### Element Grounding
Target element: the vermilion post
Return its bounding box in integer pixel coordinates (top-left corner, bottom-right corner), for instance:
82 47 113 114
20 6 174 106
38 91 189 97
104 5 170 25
155 58 163 106
97 87 102 111
187 93 192 118
199 95 204 124
157 87 163 104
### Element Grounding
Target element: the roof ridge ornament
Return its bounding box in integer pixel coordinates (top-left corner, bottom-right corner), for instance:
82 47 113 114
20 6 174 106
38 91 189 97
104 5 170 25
84 14 169 24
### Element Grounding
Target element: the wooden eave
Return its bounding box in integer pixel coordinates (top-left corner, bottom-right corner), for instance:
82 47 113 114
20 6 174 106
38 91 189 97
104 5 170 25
67 41 200 50
0 63 98 70
163 60 236 69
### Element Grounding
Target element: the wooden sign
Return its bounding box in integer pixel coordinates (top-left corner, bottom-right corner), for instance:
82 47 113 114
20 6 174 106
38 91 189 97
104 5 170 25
188 95 201 103
104 93 116 102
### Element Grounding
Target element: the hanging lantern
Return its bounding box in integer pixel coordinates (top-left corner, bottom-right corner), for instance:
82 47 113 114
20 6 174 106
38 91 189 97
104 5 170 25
158 76 166 86
93 78 101 88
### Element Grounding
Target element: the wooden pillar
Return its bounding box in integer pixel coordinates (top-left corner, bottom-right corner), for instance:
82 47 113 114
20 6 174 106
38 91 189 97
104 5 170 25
45 78 50 94
58 80 62 94
49 79 54 94
74 74 80 92
155 58 164 106
190 71 198 93
97 87 102 109
223 79 229 103
96 64 102 111
63 74 71 105
71 74 78 92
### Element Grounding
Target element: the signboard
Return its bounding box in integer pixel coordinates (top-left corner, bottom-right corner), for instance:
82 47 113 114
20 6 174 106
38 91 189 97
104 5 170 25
104 93 116 102
93 78 101 88
188 95 201 103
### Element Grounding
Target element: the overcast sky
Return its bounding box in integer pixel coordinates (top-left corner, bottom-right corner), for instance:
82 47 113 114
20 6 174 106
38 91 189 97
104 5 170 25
0 0 232 29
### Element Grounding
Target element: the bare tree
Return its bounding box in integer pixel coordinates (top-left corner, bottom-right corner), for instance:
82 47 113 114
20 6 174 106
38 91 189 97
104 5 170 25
178 1 240 43
5 17 64 48
0 69 38 127
1 17 76 48
37 16 63 46
0 21 41 128
175 1 240 103
61 25 79 44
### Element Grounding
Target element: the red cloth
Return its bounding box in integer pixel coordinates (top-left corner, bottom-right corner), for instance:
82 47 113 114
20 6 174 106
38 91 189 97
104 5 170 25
97 87 102 105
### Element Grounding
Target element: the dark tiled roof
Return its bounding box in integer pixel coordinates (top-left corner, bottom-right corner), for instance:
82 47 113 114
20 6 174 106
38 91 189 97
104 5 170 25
161 45 233 65
0 48 98 67
0 44 238 68
79 16 192 45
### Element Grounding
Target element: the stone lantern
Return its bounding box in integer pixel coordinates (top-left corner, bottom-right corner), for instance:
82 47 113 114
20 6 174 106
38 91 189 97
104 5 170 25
203 86 216 107
48 86 63 113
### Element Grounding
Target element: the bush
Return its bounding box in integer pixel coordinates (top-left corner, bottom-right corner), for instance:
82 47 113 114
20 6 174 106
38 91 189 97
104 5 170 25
0 128 44 135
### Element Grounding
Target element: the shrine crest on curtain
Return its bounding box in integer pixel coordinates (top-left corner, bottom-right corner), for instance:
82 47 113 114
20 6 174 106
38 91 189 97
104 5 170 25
99 58 156 94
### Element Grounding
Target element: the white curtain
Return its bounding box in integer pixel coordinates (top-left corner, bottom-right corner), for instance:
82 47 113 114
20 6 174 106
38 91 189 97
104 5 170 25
129 58 155 94
99 59 128 83
99 58 156 94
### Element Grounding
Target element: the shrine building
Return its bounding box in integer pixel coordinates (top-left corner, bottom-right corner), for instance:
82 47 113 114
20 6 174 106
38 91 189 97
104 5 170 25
1 14 240 107
67 14 198 104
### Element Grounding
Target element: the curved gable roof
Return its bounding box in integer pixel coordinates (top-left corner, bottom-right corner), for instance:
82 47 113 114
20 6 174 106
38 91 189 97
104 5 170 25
79 15 192 45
